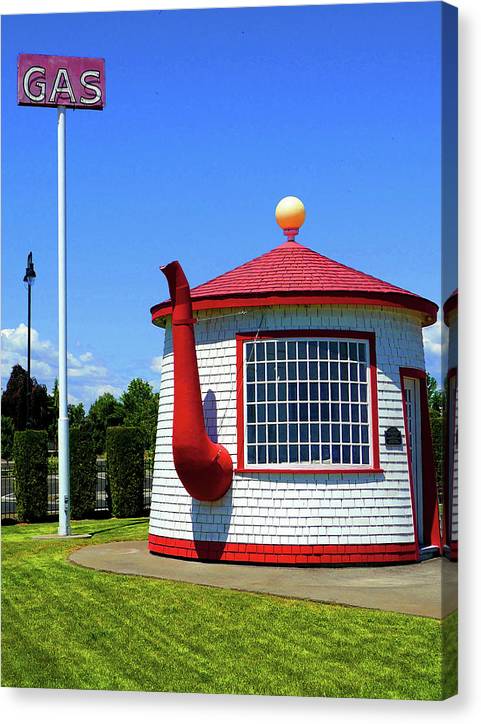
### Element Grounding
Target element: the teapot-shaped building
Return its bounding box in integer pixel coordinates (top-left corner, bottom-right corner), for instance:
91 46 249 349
149 198 441 565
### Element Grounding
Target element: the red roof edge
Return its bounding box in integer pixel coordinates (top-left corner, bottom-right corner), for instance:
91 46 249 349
151 290 438 327
443 289 458 325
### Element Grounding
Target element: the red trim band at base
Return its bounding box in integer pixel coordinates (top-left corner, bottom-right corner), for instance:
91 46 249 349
444 541 458 562
148 534 419 565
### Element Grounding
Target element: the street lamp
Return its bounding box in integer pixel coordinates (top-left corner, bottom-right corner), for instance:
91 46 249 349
23 251 36 428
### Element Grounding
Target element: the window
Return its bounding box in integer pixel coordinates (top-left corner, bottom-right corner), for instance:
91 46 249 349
241 335 376 469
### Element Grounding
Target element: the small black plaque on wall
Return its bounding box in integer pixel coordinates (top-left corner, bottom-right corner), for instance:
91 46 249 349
385 427 402 446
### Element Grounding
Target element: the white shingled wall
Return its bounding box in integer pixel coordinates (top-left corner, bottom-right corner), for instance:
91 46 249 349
449 377 458 541
149 304 426 547
447 309 458 543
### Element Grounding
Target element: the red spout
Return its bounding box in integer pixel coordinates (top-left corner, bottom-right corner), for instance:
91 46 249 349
161 260 233 501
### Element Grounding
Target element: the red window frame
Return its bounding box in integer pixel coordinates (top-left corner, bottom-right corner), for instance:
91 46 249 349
236 330 381 474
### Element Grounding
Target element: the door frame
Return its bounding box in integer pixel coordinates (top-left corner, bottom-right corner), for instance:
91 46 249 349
402 376 424 545
399 367 441 554
443 367 458 558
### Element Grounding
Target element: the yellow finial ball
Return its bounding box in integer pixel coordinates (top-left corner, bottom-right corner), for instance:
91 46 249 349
275 196 306 231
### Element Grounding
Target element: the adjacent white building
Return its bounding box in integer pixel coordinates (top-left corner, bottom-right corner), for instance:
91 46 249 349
443 289 458 561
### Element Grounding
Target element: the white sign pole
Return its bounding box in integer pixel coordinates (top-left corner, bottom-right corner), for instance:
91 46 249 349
57 105 71 536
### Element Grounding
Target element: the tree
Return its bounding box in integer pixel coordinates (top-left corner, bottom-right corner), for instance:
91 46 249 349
30 379 51 431
1 416 15 460
47 379 59 446
426 372 445 498
87 393 124 455
120 378 159 453
1 364 51 431
68 402 86 427
2 365 28 430
426 372 444 412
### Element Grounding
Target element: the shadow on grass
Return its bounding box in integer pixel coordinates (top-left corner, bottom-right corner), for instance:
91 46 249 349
88 519 148 538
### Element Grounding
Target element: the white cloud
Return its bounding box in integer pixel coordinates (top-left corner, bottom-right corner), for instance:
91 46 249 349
82 384 124 400
150 355 163 374
1 323 57 381
422 320 448 384
423 320 442 357
1 324 120 407
67 351 108 379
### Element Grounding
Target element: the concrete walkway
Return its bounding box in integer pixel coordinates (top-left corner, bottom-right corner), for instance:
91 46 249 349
70 540 457 619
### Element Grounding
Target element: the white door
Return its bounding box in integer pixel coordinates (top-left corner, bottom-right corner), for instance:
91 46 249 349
404 378 424 545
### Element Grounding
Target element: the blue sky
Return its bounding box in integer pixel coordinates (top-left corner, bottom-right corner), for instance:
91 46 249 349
2 3 450 405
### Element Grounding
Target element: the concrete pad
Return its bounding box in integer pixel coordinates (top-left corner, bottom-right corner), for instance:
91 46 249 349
70 540 458 619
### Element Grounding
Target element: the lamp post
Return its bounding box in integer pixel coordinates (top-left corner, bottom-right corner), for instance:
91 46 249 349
23 252 36 429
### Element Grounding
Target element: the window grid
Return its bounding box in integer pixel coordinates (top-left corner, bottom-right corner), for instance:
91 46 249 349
244 337 372 468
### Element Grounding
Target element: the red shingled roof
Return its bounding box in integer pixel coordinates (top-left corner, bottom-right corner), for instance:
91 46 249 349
443 288 458 325
151 240 438 325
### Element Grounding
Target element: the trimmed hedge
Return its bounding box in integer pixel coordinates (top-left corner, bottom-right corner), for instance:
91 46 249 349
106 426 144 518
13 430 48 522
70 426 97 519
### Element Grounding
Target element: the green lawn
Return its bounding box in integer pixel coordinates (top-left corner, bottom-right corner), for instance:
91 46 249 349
1 518 457 699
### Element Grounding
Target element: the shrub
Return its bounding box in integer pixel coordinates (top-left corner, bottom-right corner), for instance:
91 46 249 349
13 430 48 521
1 416 15 460
48 455 58 475
70 426 97 519
106 427 144 518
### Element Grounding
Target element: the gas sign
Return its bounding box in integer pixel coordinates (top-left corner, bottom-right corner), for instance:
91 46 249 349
17 54 105 110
